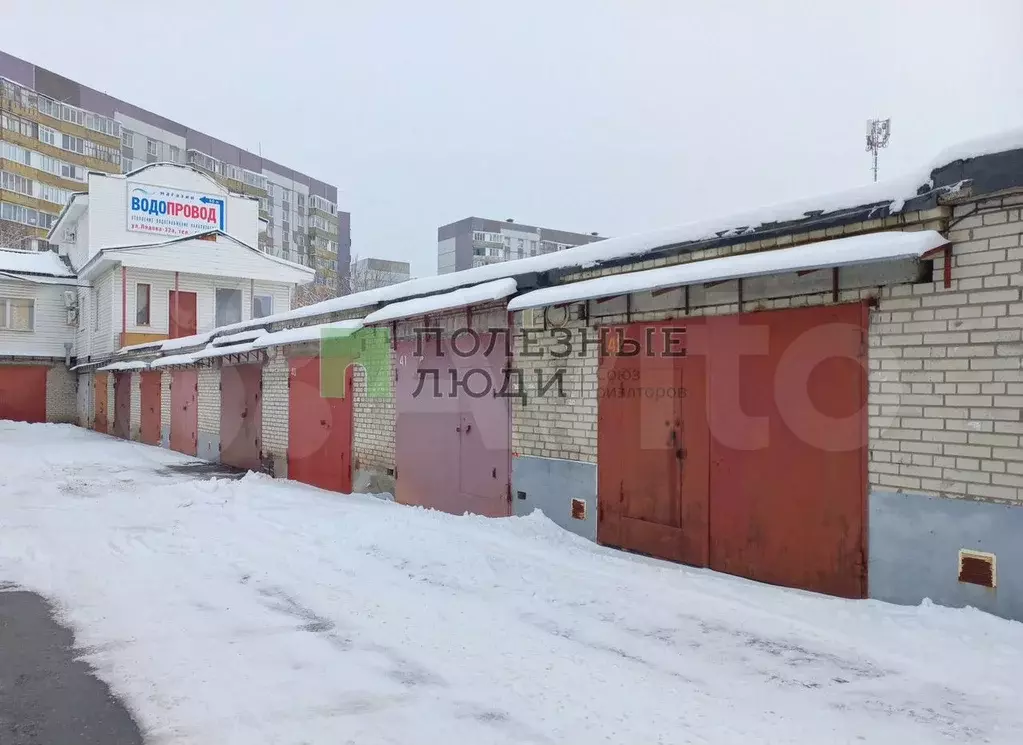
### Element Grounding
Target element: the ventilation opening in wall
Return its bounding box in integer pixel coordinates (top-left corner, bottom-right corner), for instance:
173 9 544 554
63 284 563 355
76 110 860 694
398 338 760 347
571 498 586 520
958 549 996 588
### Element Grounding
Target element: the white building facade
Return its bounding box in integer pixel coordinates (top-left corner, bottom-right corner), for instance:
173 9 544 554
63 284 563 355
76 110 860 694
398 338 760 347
0 162 313 424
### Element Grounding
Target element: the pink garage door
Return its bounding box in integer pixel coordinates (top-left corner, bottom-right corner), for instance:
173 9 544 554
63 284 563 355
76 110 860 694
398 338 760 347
288 356 353 493
220 363 263 472
170 370 198 456
395 328 511 517
0 365 48 423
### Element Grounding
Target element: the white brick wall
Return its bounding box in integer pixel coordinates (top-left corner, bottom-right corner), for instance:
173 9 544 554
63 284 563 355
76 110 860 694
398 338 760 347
868 197 1023 503
160 370 171 433
106 372 114 431
41 365 76 423
262 356 289 471
129 372 141 440
353 360 395 472
197 366 220 438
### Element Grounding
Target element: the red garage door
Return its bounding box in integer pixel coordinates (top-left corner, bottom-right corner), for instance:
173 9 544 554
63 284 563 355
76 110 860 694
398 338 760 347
596 303 868 599
221 363 262 472
170 370 198 456
94 372 109 434
288 356 353 493
0 365 48 423
112 373 131 439
140 371 162 446
706 303 868 599
395 327 511 518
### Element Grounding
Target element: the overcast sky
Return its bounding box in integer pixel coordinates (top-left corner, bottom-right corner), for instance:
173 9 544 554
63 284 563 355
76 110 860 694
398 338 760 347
5 1 1023 277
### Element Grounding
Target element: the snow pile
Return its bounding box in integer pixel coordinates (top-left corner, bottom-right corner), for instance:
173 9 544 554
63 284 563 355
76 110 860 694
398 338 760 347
0 248 74 277
249 319 364 350
363 278 518 325
209 328 266 346
1 422 1022 745
508 230 949 311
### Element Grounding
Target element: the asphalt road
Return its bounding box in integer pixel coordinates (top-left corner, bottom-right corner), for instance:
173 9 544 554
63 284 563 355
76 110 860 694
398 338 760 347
0 588 143 745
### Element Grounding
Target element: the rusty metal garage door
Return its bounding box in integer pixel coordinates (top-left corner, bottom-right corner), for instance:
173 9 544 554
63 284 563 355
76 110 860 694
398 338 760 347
94 372 109 434
140 371 162 446
0 365 48 424
706 303 868 599
220 363 262 472
288 356 353 493
597 321 710 566
170 370 198 456
112 373 131 439
395 327 511 517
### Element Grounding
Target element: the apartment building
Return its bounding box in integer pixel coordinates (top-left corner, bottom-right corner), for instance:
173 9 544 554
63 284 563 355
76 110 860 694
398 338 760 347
437 217 604 274
352 257 411 290
0 50 349 290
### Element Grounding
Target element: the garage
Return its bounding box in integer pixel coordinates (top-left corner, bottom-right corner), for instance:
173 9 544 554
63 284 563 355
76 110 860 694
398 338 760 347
0 365 48 423
597 303 868 598
112 373 131 439
140 371 162 446
395 325 511 518
170 369 198 456
94 372 109 434
288 356 353 493
220 363 262 472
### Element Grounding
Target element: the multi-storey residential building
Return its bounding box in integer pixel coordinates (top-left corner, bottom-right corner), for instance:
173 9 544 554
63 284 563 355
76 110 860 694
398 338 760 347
0 50 349 290
352 257 411 290
437 217 604 274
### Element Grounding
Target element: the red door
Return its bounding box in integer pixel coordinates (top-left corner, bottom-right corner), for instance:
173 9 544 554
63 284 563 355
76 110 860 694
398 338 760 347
288 356 353 493
170 370 198 455
454 331 511 517
597 321 710 565
112 373 131 439
395 327 511 517
220 363 262 471
0 365 48 423
140 371 162 446
94 372 109 434
706 303 868 599
395 338 461 511
169 291 197 339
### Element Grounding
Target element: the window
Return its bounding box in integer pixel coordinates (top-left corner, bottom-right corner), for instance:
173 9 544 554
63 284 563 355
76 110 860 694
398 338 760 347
169 145 180 163
215 288 242 326
0 298 34 331
147 139 159 157
473 231 485 242
38 125 57 146
62 133 85 155
136 283 151 326
123 158 133 173
518 238 524 248
473 246 485 256
122 130 134 148
1 171 33 197
252 294 273 319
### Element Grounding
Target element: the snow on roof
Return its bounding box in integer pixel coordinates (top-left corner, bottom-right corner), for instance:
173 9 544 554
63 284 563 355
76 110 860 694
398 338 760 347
362 278 518 325
149 352 201 369
507 230 950 312
161 331 217 352
118 340 165 354
190 342 260 361
210 328 266 346
926 125 1023 172
97 360 150 372
249 319 364 350
0 249 74 277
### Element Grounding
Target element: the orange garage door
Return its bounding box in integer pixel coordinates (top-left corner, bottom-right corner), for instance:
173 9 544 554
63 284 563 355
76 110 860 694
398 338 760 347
0 365 48 423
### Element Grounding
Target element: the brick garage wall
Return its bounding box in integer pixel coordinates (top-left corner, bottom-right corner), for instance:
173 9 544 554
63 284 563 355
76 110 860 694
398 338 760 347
197 366 220 461
261 356 289 477
45 365 77 423
353 360 395 475
869 195 1023 502
160 369 171 446
129 372 141 440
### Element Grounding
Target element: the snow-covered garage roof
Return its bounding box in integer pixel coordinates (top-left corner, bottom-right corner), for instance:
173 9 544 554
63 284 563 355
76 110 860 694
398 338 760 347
362 278 517 325
507 230 950 311
0 248 75 277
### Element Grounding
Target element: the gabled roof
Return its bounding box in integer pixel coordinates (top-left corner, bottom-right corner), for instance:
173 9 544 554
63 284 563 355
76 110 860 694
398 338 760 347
76 229 313 281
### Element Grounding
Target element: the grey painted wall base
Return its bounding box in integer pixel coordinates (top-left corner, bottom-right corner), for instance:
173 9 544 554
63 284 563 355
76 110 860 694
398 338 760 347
160 426 170 450
354 468 395 497
870 490 1023 622
512 456 596 540
197 431 219 463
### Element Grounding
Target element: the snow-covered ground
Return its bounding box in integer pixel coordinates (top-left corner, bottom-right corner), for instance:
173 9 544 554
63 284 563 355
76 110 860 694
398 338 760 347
1 422 1021 745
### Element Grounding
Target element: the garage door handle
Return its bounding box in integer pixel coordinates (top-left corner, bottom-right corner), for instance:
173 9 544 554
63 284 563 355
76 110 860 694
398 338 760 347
320 419 327 426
